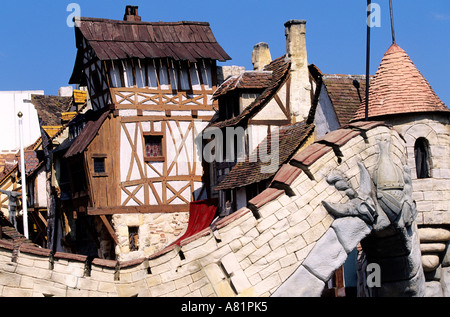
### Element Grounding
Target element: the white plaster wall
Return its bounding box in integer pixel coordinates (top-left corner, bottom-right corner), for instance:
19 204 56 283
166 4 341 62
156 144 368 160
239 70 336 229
35 168 47 208
0 91 44 151
314 84 341 138
247 125 269 155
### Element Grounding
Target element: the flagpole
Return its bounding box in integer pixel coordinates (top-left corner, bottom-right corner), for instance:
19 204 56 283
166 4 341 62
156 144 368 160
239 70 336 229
18 111 29 239
365 0 371 121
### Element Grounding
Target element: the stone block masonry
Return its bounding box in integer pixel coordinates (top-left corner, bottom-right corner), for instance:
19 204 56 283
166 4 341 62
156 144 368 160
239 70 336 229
0 122 447 297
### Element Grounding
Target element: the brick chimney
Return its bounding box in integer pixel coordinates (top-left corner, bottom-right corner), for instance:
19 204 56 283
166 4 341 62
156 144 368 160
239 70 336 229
285 20 311 122
252 42 272 71
124 5 141 22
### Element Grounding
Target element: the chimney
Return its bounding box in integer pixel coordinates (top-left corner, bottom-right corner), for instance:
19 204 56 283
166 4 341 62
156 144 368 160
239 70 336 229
285 20 311 122
124 5 141 22
252 42 272 71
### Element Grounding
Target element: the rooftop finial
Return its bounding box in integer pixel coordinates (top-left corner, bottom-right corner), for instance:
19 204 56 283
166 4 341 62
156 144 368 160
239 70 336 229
389 0 396 44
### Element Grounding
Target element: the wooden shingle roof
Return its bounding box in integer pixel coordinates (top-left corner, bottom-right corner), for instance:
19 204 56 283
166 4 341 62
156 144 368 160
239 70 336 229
211 56 291 129
353 44 449 120
64 110 110 158
75 17 231 63
213 71 273 99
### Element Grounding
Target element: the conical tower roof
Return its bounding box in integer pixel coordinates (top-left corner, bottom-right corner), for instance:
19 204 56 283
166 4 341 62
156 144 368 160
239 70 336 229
353 43 449 120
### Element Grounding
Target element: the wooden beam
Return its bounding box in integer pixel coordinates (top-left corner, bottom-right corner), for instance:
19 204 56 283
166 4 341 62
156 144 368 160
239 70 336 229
88 204 190 216
99 215 119 245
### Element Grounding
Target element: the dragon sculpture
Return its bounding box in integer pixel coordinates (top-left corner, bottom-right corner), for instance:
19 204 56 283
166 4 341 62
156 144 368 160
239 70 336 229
322 138 425 297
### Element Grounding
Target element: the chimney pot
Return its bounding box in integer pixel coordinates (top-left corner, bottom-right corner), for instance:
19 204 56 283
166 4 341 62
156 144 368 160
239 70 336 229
124 5 141 21
284 19 311 122
252 42 272 71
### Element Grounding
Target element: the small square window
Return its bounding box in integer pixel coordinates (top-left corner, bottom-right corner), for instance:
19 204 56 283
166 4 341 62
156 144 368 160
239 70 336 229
92 154 108 177
94 158 106 174
129 226 139 251
144 134 164 162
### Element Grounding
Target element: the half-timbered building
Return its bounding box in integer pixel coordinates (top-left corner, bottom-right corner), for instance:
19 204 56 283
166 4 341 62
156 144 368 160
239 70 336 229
67 6 230 260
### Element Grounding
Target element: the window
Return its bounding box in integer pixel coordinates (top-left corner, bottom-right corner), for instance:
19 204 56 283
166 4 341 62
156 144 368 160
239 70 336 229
94 158 105 173
147 60 159 89
128 227 139 251
92 154 107 177
144 133 164 162
109 61 122 88
123 60 134 87
414 137 431 179
135 59 146 88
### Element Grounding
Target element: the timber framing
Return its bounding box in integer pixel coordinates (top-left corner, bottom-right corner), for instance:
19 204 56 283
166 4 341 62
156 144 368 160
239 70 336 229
88 204 190 216
65 9 230 220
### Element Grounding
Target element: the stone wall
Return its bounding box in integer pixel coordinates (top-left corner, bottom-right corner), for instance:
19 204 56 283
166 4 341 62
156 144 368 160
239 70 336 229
385 114 450 295
0 122 447 297
388 114 450 225
112 212 189 261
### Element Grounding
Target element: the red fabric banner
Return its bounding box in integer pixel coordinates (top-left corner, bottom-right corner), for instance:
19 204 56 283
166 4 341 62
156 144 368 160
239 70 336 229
172 199 218 246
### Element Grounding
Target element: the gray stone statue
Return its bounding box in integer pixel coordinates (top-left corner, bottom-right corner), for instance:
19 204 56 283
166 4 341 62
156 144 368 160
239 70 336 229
322 138 425 297
0 189 21 230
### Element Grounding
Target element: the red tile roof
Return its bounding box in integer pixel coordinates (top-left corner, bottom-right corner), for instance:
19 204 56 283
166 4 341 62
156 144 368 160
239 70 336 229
353 44 449 120
322 74 369 126
17 150 42 176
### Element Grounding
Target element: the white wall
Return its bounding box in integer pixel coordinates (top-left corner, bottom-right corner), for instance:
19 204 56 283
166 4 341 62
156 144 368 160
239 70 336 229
0 91 44 151
314 84 341 138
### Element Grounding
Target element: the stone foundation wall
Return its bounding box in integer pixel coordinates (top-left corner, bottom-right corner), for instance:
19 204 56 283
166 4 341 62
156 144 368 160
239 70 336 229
113 212 189 261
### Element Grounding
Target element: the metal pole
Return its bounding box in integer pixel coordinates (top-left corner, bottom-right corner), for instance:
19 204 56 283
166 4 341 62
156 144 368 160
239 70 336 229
389 0 396 44
18 112 29 239
365 0 371 121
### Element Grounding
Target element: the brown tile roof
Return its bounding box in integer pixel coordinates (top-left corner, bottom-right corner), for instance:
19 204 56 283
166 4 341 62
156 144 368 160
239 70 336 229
353 44 449 120
215 122 314 190
322 74 369 126
31 95 73 126
211 56 291 129
213 71 273 99
74 18 231 63
17 150 42 176
64 110 110 158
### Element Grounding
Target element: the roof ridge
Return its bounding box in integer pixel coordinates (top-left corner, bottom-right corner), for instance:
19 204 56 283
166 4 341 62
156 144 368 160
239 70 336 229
78 17 210 26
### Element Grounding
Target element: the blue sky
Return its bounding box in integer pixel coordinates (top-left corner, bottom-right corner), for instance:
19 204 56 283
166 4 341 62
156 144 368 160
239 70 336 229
0 0 449 106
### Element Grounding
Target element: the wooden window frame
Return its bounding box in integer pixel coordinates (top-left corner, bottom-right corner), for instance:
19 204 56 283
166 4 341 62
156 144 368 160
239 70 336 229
92 154 108 177
143 132 165 162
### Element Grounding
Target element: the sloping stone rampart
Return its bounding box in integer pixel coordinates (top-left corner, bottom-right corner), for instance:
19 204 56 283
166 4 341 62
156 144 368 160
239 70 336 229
0 122 443 297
